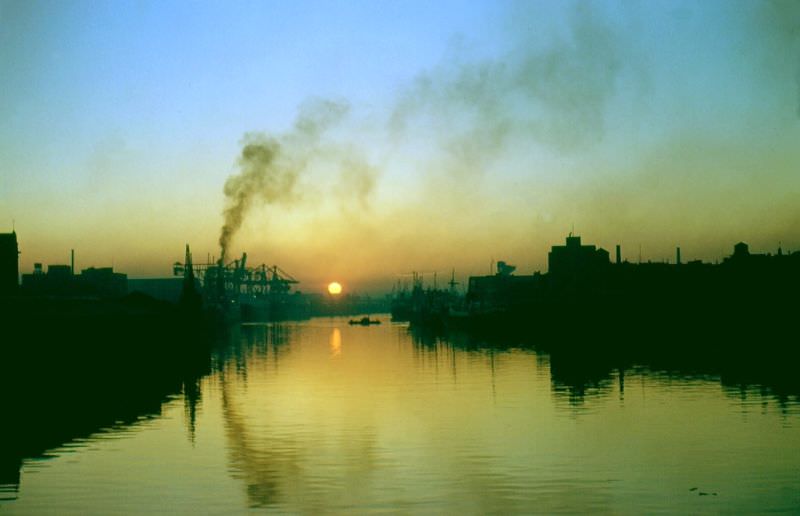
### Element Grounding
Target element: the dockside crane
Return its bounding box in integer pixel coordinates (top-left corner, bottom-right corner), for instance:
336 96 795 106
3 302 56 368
173 249 300 303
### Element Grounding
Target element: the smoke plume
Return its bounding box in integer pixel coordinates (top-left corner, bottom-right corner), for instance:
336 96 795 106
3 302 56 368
218 2 641 265
219 135 281 259
219 99 350 260
216 0 800 282
749 0 800 117
390 1 631 168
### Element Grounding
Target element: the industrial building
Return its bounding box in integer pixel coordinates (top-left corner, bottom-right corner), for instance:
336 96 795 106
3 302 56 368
547 234 611 277
0 231 20 296
21 260 127 298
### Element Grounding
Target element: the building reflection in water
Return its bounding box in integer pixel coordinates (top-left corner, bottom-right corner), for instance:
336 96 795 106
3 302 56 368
407 324 800 412
2 317 797 513
0 320 214 499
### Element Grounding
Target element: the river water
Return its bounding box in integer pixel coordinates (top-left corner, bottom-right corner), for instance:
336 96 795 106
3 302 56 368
2 316 799 514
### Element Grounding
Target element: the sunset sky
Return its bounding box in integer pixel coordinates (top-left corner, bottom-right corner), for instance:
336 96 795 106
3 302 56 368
2 0 799 293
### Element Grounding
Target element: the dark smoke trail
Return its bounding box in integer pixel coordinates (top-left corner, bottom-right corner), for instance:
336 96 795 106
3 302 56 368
748 0 800 117
219 135 282 260
218 99 357 260
390 2 631 162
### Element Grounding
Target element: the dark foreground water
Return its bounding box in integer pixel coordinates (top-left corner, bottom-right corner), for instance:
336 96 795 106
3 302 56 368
2 316 799 514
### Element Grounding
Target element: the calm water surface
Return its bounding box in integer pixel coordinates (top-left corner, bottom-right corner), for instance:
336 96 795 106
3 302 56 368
2 316 799 514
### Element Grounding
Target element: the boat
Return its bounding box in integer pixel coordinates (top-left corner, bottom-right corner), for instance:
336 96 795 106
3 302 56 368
348 316 381 326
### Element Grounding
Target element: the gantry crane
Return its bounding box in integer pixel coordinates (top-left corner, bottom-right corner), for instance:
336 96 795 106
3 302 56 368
173 247 299 308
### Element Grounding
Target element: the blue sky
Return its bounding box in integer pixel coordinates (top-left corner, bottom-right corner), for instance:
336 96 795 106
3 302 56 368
2 0 799 292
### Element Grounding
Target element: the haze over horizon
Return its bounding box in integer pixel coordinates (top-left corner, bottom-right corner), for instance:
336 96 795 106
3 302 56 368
2 0 799 294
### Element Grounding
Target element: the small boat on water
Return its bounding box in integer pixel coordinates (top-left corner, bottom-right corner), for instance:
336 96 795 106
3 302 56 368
349 316 381 326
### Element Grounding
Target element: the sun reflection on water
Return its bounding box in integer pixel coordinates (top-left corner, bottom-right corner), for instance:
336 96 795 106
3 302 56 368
329 327 342 358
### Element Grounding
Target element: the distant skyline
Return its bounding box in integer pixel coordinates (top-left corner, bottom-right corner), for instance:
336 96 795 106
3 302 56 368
2 0 799 293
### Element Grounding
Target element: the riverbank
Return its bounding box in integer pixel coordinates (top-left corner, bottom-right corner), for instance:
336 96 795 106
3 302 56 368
0 293 218 491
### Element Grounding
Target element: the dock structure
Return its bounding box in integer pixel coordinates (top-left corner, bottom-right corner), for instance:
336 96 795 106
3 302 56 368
173 248 302 321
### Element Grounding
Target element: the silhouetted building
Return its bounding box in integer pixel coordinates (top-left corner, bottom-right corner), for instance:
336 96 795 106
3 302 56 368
723 241 778 268
80 267 127 298
456 234 800 330
0 231 20 295
21 263 127 298
733 241 750 258
47 265 72 280
548 234 610 277
22 264 74 295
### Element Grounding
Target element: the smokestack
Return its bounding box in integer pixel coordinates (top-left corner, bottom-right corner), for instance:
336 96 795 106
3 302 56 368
615 245 621 265
676 247 681 266
71 249 75 275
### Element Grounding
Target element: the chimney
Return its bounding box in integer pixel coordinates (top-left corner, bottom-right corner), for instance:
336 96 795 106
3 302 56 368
676 247 681 266
71 249 75 275
615 245 621 265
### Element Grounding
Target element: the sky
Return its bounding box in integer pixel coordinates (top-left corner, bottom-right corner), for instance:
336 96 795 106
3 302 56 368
1 0 799 294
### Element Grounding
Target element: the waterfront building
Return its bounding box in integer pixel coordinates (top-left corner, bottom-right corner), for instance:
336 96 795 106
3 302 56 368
0 232 20 296
548 234 610 277
21 263 127 298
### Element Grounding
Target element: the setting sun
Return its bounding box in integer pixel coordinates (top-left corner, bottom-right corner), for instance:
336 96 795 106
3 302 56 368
327 282 342 295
